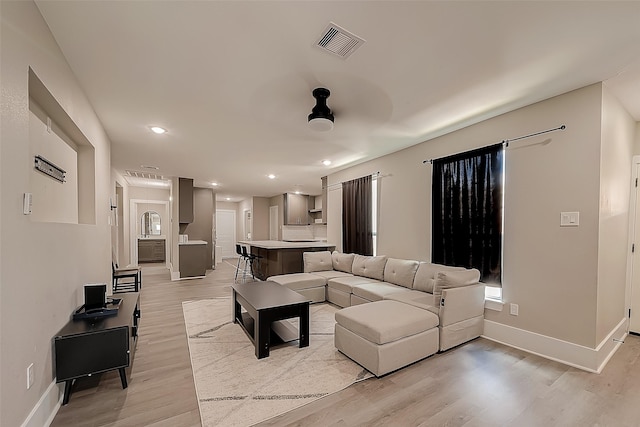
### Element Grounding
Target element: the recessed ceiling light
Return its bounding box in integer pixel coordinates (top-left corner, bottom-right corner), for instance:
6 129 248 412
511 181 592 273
267 174 276 180
322 159 332 166
141 165 159 170
150 126 166 134
295 191 301 195
226 197 231 201
211 182 219 187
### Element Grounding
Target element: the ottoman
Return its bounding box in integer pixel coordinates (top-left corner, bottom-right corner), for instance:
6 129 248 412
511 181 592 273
268 273 326 303
335 300 439 376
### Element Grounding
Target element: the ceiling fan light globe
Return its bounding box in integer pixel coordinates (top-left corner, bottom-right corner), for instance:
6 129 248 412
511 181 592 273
308 117 334 131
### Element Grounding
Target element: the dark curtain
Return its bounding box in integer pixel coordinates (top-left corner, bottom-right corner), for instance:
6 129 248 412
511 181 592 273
342 175 373 255
432 143 503 284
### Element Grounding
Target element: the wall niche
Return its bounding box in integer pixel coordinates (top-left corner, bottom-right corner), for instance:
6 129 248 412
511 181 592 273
28 68 95 224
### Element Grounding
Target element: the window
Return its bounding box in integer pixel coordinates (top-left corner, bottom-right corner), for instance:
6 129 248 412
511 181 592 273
432 143 504 286
372 176 378 256
342 175 373 255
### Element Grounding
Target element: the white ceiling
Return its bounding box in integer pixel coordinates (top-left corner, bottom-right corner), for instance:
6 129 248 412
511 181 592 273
35 1 640 201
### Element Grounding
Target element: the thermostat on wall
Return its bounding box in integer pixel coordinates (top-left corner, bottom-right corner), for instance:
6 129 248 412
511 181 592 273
560 211 579 227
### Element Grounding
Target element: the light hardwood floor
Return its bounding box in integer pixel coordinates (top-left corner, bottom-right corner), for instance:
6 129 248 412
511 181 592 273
52 261 640 427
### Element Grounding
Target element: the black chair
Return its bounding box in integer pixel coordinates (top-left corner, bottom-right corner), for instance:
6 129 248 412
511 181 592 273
240 246 262 281
112 262 141 293
235 244 248 282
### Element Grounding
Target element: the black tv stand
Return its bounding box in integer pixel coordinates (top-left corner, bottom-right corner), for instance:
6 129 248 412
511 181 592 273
54 293 140 405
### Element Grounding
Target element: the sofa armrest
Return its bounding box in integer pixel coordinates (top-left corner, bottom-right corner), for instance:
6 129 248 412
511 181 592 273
439 283 485 327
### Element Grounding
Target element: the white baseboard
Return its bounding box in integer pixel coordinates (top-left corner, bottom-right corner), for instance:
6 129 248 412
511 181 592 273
482 318 627 373
21 380 63 427
169 263 180 281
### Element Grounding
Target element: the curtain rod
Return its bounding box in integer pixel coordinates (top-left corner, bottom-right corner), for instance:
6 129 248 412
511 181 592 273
326 171 383 190
422 124 566 164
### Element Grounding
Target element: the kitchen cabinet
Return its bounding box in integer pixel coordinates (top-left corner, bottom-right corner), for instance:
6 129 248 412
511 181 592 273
309 189 326 224
138 239 166 262
179 241 208 278
179 177 194 224
284 193 310 225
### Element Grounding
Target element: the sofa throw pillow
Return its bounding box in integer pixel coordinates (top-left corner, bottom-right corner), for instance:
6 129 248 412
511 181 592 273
332 251 355 273
383 258 419 288
352 255 387 281
433 269 481 298
303 251 333 273
413 263 465 293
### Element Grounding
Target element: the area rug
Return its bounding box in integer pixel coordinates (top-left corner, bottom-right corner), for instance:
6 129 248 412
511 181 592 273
182 298 372 426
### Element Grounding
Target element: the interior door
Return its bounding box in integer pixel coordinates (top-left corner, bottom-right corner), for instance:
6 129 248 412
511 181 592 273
216 209 236 259
630 163 640 333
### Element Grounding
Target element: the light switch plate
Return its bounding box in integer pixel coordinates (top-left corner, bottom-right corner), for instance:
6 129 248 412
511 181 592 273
27 363 34 389
23 193 32 215
510 303 519 316
560 211 579 227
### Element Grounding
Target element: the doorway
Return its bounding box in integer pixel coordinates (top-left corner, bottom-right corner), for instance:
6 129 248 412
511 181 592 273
216 209 236 258
628 159 640 334
244 209 252 240
129 199 169 267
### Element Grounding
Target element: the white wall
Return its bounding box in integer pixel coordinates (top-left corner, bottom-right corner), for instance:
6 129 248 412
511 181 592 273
128 186 170 202
597 87 636 343
237 198 252 241
112 169 131 266
29 104 78 224
327 83 633 351
1 2 113 426
252 197 270 241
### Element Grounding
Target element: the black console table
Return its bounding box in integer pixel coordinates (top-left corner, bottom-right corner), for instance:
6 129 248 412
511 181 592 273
53 292 141 405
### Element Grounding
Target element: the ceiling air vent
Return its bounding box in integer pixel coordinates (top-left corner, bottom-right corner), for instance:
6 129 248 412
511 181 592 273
315 22 365 59
125 170 165 180
124 170 170 188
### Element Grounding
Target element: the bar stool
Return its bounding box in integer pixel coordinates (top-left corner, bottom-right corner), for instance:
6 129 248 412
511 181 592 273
235 244 249 282
241 246 262 281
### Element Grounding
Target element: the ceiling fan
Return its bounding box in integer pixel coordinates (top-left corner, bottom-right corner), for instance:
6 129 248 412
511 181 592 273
308 88 334 131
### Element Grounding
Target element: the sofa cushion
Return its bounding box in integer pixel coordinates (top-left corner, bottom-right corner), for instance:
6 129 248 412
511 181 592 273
303 251 333 273
332 251 355 273
335 300 439 345
310 270 353 281
413 262 465 293
352 255 387 280
268 273 326 291
351 281 411 302
433 269 481 305
383 258 419 288
327 276 378 294
384 290 438 315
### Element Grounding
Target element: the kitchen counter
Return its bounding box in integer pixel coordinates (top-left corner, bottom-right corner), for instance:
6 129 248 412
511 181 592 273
239 240 335 280
179 240 207 245
238 240 332 250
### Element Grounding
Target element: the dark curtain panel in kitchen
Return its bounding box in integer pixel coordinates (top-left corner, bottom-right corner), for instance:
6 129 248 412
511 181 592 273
432 143 503 285
342 175 373 256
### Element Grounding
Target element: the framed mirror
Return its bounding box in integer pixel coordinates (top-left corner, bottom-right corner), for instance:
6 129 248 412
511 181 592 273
141 211 161 236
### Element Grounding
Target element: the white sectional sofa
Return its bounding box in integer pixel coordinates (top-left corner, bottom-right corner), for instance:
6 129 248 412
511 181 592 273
268 251 486 361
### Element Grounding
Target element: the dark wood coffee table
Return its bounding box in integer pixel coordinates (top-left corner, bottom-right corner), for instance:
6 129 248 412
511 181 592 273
232 281 310 359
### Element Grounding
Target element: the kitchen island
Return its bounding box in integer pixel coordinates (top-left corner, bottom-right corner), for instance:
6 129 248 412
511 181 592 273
238 240 335 281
